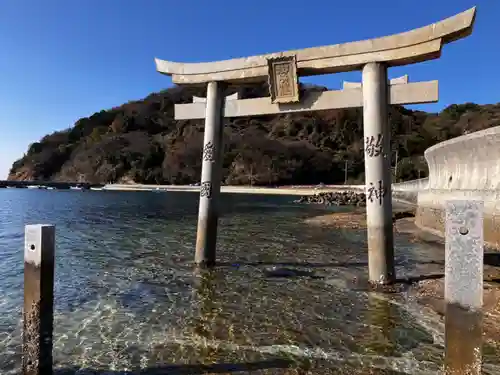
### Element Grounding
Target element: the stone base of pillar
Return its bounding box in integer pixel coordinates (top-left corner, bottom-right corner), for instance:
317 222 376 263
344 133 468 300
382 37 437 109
195 213 218 267
367 225 395 284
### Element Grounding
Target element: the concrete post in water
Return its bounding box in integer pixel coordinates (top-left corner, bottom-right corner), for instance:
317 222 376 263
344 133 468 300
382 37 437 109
195 81 225 266
362 62 395 284
444 200 483 375
23 224 55 375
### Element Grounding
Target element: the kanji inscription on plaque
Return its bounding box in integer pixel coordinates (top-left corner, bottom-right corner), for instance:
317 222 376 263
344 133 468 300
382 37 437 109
267 55 300 104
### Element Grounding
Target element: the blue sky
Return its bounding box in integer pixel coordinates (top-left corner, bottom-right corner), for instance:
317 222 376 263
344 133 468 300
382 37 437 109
0 0 497 179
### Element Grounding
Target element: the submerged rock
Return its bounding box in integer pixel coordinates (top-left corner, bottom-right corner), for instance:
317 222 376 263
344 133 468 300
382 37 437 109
264 267 317 278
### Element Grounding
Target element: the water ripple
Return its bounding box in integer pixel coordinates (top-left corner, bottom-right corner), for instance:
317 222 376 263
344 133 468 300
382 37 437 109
0 189 497 374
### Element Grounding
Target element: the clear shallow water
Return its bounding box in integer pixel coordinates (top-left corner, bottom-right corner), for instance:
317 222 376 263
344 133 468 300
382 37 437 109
0 189 497 374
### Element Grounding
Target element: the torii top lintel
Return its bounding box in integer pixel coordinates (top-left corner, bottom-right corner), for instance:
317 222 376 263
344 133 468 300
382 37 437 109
155 7 476 85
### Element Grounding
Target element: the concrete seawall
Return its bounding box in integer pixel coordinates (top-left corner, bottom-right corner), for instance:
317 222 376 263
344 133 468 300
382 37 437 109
416 126 500 249
392 178 429 206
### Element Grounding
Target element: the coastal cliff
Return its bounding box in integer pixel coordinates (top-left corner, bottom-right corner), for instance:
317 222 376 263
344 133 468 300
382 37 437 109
8 83 499 185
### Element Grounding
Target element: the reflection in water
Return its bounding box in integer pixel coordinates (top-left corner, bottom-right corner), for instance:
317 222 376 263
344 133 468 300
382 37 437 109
364 293 398 358
189 269 224 365
186 269 314 374
444 303 482 375
356 294 412 375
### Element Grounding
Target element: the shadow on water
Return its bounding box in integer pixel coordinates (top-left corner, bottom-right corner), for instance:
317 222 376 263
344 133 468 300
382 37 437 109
220 260 444 270
220 261 446 290
219 260 369 268
53 359 294 374
484 252 500 267
395 273 444 284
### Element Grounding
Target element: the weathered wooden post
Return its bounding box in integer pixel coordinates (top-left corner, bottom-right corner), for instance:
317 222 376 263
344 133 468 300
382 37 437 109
195 81 226 266
444 200 483 375
23 224 55 375
362 62 395 285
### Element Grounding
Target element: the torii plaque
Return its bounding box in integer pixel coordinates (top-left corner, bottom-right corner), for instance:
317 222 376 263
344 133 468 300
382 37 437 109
267 55 300 104
154 7 476 283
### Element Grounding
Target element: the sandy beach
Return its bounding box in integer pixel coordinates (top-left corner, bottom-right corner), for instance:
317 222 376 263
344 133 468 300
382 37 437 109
103 183 364 196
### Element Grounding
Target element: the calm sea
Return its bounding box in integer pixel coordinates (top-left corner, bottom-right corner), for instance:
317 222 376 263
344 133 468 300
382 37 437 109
0 189 497 374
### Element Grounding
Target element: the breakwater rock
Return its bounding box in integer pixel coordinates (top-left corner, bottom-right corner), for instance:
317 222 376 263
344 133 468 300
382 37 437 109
294 191 366 206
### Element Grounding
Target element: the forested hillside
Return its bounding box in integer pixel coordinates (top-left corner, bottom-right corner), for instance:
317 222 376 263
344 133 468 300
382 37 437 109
8 82 500 185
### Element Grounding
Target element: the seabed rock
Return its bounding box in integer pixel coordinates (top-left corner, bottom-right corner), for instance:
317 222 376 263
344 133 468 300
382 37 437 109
264 267 318 278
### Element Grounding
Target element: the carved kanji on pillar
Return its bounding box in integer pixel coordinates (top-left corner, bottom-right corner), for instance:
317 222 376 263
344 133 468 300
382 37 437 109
203 141 215 162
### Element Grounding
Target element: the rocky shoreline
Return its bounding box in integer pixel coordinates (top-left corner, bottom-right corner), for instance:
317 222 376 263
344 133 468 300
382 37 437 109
294 191 366 206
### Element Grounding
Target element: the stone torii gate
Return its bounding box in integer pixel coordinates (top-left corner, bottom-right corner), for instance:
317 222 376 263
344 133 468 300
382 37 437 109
155 7 476 284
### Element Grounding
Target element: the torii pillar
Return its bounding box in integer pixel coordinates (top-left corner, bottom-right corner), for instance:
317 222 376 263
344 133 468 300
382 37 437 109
344 74 411 283
154 6 476 282
192 89 238 266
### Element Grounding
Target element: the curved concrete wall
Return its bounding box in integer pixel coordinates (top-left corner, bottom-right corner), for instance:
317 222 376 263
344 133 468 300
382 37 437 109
394 178 429 191
391 178 428 205
416 126 500 249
